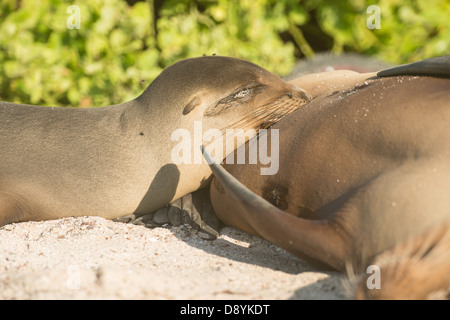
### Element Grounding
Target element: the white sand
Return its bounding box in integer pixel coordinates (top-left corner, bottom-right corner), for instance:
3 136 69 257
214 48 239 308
0 216 348 299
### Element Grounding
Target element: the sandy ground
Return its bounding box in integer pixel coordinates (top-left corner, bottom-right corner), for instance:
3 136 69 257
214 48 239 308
0 216 349 300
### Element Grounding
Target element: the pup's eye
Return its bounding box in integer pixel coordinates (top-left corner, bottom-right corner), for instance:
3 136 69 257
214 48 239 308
233 88 252 99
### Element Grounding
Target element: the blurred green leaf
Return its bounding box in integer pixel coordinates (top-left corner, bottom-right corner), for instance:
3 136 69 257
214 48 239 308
1 0 449 106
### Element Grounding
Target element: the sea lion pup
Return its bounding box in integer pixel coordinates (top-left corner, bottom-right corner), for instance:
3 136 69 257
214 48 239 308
205 56 450 299
0 56 311 227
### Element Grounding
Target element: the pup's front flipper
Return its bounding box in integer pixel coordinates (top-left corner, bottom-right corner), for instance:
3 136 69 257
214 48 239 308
114 188 221 240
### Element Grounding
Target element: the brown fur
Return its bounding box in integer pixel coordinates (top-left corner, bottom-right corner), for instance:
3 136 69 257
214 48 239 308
206 57 450 299
356 220 450 299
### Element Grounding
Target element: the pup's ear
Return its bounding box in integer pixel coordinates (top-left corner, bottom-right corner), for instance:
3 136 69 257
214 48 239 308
183 95 203 115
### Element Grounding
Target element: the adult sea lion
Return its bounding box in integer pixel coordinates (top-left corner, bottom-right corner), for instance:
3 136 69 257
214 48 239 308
205 56 450 299
0 56 311 227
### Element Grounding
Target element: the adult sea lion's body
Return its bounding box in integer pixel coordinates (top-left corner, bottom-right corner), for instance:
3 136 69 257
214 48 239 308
206 56 450 299
0 56 311 227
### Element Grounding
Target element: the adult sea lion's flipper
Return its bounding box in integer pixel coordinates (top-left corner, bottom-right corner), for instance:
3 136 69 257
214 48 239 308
177 189 221 240
355 219 450 300
378 55 450 78
201 146 347 270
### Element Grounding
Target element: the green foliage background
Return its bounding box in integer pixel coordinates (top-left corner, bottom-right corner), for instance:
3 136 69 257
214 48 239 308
0 0 449 107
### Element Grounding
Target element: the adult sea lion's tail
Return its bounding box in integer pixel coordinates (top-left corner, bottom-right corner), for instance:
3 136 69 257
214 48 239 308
356 219 450 300
377 55 450 78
